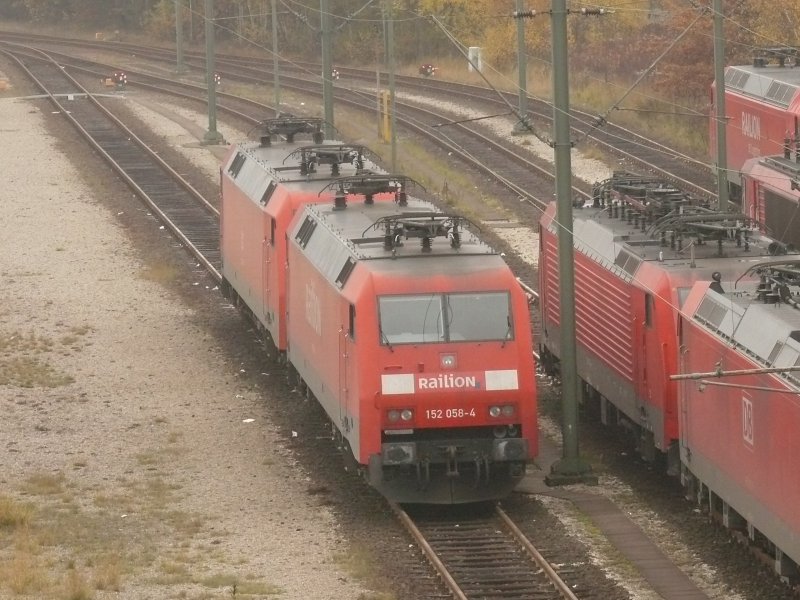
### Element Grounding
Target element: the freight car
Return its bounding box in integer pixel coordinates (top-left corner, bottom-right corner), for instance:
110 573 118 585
538 171 792 470
710 47 800 203
678 259 800 579
219 116 537 504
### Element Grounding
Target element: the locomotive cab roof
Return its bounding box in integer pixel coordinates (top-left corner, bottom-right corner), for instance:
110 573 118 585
685 259 800 385
290 194 498 291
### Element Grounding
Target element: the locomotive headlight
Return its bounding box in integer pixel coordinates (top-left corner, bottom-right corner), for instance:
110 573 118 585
489 405 501 418
493 425 508 438
501 405 515 417
400 409 413 421
387 409 400 422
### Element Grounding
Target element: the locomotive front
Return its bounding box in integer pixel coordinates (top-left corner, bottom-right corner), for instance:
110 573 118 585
367 265 538 503
336 210 539 504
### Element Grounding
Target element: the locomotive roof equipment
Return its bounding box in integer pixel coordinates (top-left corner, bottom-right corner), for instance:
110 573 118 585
318 173 418 210
284 143 370 177
257 116 325 145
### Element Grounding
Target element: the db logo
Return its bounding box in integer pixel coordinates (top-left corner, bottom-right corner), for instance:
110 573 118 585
741 396 754 446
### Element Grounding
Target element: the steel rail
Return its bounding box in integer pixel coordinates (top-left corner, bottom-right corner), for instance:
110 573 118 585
2 45 222 283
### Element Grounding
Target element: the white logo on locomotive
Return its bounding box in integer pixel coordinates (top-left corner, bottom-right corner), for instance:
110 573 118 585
418 374 478 389
305 283 322 336
741 112 761 140
742 396 754 446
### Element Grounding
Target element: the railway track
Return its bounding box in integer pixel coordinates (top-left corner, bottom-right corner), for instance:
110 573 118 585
395 502 584 600
0 44 223 282
0 32 716 198
0 30 716 206
0 41 562 215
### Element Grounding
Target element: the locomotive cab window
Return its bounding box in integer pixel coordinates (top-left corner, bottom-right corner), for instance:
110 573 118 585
378 292 511 345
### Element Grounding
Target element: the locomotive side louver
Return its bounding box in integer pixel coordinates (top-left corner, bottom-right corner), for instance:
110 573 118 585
228 152 246 178
296 216 317 248
260 181 277 206
335 257 356 289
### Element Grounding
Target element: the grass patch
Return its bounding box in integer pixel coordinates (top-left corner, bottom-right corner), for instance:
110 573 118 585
335 543 388 585
198 572 282 596
61 568 93 600
23 472 67 496
90 556 122 591
0 329 74 388
2 548 48 594
0 495 34 528
140 263 180 284
334 545 399 600
0 330 54 354
0 356 75 387
0 528 49 594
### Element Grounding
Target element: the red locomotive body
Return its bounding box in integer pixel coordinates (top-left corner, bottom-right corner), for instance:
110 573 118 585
741 155 800 250
679 261 800 576
710 56 800 202
220 117 368 353
539 173 784 467
220 118 537 503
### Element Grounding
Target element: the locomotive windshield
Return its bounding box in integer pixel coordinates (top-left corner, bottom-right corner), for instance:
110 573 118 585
378 292 512 344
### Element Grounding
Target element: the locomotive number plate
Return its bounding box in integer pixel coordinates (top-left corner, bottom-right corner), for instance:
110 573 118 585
425 408 476 419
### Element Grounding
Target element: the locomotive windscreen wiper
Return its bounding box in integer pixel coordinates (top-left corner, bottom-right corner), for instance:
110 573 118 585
380 327 394 352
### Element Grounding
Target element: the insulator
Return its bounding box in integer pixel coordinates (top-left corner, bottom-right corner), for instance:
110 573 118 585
512 10 537 18
580 7 606 15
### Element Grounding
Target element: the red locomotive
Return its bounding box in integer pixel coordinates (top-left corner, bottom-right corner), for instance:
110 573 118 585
538 171 800 578
710 47 800 203
679 259 800 579
220 116 537 503
538 172 790 464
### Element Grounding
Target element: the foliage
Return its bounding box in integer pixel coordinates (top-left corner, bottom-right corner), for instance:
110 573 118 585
144 0 179 40
3 0 152 27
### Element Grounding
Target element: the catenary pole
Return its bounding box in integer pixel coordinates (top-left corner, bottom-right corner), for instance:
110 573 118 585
387 0 396 171
513 0 529 134
320 0 334 138
272 0 280 113
203 0 224 144
175 0 185 74
545 0 596 485
713 0 731 209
